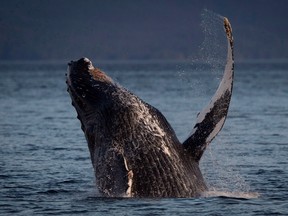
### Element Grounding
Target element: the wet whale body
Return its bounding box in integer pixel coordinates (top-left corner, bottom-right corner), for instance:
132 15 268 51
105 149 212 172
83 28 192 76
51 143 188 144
66 18 234 197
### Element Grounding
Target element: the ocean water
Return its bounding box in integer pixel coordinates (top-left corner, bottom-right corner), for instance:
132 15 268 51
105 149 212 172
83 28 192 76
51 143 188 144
0 60 287 215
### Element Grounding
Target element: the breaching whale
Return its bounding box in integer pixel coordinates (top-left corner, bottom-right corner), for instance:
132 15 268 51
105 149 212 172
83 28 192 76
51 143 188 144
66 17 234 197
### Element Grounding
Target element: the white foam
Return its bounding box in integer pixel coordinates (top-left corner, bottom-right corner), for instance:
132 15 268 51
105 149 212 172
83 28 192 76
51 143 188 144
201 189 260 199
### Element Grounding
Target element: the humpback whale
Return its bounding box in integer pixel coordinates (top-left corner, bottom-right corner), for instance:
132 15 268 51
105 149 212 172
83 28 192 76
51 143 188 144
66 17 234 197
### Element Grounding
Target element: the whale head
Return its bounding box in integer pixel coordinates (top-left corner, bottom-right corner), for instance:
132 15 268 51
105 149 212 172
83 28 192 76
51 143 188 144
66 57 114 129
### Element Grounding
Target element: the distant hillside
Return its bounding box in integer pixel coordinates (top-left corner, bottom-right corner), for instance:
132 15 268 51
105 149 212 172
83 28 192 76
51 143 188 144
1 0 288 61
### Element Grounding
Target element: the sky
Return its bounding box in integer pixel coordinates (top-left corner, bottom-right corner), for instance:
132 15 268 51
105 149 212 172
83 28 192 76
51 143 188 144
1 0 288 61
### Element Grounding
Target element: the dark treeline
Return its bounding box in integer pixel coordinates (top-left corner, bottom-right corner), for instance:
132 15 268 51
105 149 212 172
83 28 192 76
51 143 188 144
1 0 287 61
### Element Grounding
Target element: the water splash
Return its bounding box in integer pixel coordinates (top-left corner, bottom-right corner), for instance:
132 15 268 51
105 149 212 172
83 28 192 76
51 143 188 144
201 189 260 199
200 139 261 200
176 9 229 110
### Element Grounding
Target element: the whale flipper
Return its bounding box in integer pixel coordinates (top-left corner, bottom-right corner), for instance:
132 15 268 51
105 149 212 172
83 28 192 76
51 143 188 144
183 17 234 162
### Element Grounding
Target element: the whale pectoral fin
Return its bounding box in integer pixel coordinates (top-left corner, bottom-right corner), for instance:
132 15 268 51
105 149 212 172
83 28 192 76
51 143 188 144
183 17 234 162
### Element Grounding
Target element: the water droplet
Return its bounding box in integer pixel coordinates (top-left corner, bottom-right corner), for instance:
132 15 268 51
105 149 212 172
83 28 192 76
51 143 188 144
82 93 86 98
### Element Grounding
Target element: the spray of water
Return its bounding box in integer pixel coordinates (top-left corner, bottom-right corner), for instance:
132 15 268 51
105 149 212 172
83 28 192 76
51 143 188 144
177 9 227 88
202 142 260 199
199 9 227 71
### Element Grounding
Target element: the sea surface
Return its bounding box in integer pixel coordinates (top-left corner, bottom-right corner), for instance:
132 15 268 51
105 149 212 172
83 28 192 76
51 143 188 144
0 60 287 215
